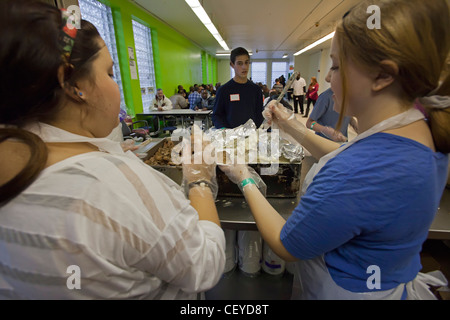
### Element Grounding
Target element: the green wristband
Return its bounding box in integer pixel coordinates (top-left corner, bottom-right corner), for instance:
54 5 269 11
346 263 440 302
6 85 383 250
240 178 256 189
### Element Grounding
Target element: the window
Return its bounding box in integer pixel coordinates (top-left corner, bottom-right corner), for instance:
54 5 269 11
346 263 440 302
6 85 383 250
132 20 157 113
251 62 267 85
271 62 288 87
230 66 235 79
78 0 126 111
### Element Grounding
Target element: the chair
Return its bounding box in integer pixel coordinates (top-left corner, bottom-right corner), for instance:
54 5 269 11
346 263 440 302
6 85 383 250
121 120 152 140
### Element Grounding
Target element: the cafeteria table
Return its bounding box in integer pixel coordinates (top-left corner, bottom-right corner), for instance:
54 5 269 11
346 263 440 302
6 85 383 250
137 109 212 134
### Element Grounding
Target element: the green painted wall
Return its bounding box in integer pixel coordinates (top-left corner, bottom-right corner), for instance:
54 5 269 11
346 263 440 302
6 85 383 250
98 0 217 115
200 51 218 85
201 51 207 84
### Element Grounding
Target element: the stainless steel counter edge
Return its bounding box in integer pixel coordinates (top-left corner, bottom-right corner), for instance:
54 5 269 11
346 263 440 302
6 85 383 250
217 188 450 240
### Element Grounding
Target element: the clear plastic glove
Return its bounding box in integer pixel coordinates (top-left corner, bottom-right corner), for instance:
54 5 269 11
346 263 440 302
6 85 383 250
182 124 218 199
219 164 267 197
263 100 308 145
121 139 139 152
320 126 347 142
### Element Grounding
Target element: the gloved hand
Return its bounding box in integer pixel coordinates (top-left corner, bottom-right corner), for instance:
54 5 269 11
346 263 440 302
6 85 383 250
121 139 139 152
219 164 267 197
182 124 218 199
262 100 308 145
320 126 347 142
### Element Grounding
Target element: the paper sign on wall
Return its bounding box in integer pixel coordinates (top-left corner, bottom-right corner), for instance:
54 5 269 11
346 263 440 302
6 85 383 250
128 46 137 80
130 60 137 80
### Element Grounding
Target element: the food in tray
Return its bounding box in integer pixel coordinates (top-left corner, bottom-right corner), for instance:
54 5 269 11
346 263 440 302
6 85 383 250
144 139 178 166
143 132 303 167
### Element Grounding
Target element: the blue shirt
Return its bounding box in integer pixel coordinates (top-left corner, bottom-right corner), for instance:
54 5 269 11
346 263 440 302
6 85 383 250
309 88 351 139
188 91 201 109
212 79 264 128
281 133 448 292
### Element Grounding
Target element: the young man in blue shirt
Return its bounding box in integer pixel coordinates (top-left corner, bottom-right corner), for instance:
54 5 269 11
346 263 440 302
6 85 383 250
212 47 264 128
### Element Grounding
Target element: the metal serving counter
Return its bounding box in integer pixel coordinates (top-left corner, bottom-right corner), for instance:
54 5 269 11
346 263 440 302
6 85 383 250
216 196 299 230
428 187 450 240
216 183 450 240
137 142 450 240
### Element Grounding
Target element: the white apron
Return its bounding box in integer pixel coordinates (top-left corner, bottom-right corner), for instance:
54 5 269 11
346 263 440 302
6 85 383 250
293 108 448 300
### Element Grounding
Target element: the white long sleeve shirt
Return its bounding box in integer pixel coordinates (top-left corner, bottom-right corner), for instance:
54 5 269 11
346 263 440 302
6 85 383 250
0 123 225 299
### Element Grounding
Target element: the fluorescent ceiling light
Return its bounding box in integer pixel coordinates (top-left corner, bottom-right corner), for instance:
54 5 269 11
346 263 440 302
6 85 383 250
294 31 335 56
216 51 252 57
282 54 288 58
185 0 229 51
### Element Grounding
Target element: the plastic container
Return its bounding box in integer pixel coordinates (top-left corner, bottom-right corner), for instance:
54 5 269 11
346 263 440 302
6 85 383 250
237 230 262 277
262 241 285 276
223 229 237 275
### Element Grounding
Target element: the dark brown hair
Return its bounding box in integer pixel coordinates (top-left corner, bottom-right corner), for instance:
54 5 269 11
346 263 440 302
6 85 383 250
0 0 103 205
230 47 250 64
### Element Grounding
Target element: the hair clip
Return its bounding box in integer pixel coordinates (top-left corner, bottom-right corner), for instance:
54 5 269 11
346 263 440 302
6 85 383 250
59 9 78 61
342 6 354 19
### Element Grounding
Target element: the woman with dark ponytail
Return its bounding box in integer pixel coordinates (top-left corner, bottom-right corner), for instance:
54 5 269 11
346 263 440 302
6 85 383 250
0 0 225 299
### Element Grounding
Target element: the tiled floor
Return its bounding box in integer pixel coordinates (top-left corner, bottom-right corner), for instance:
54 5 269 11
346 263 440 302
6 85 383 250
205 239 450 300
205 268 294 300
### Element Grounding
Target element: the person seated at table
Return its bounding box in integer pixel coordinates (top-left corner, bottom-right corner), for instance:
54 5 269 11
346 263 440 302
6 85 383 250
150 88 173 111
177 84 187 96
170 90 189 109
188 86 202 109
207 84 216 97
272 78 283 94
194 89 215 111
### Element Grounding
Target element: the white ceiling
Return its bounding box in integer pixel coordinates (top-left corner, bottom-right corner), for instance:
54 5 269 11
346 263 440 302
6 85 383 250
130 0 361 60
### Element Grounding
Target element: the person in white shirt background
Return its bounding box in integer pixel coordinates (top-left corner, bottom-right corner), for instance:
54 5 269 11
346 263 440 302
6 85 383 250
0 0 225 299
290 72 306 114
150 88 173 111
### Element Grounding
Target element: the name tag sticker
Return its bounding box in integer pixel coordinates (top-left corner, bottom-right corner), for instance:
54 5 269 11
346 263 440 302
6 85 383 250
230 94 240 102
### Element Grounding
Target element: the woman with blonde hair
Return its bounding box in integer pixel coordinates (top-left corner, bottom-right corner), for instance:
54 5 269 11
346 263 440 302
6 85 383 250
220 0 450 299
304 76 319 117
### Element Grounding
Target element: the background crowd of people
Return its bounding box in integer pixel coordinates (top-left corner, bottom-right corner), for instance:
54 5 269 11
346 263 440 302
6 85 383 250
150 83 222 111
